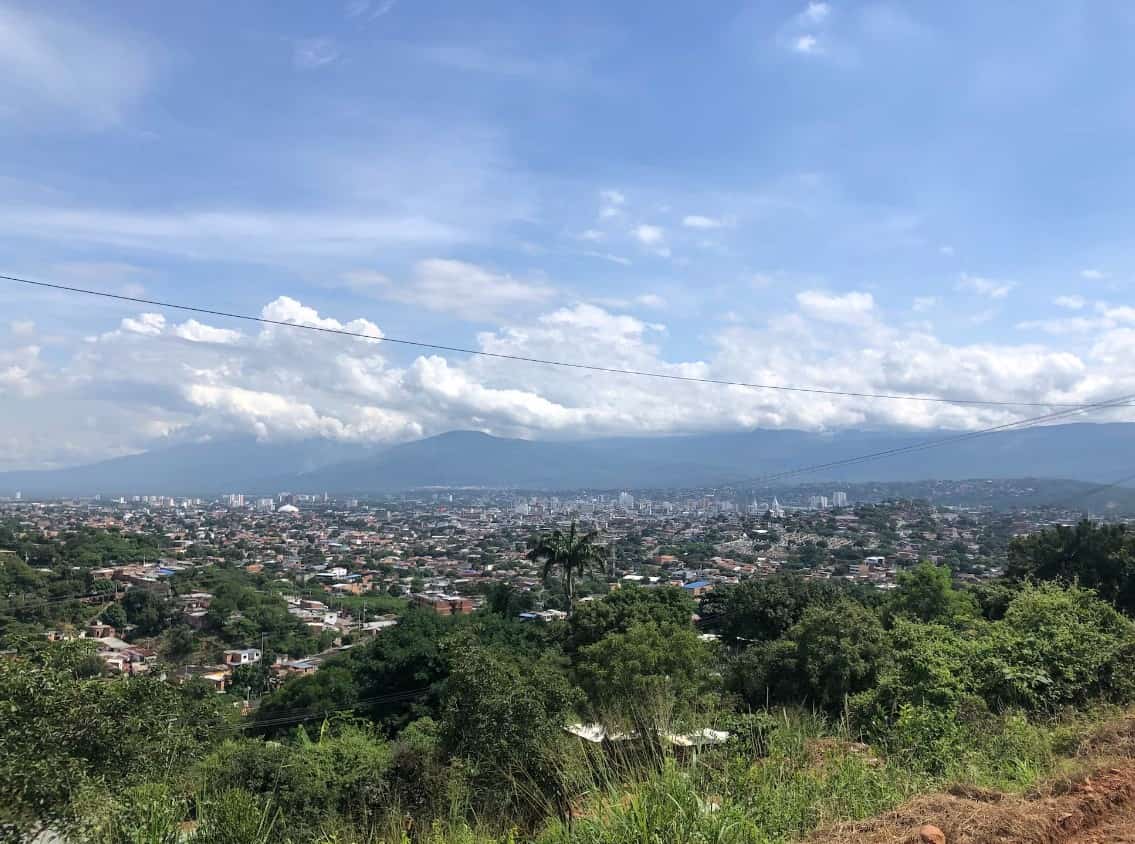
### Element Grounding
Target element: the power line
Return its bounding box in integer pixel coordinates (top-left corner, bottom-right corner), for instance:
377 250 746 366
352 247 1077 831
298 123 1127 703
1042 469 1135 513
747 392 1135 487
238 686 432 730
1 272 1121 410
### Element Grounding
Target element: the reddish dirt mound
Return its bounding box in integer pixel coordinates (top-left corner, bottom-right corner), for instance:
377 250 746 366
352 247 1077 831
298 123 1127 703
808 767 1135 844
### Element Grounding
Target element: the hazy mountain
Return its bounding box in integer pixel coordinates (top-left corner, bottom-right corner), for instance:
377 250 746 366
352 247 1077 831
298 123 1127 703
3 422 1134 497
0 438 376 498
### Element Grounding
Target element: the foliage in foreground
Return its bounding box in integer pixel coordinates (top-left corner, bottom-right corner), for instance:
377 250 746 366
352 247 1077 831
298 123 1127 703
6 522 1135 842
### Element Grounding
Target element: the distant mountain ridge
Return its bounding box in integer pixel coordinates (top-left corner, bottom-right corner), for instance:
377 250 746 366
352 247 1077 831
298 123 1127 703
2 423 1134 496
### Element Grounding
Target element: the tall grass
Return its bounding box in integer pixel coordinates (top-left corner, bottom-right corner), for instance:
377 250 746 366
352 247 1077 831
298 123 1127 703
72 707 1108 843
536 707 1081 844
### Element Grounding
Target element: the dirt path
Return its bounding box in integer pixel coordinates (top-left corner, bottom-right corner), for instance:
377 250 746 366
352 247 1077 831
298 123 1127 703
808 717 1135 843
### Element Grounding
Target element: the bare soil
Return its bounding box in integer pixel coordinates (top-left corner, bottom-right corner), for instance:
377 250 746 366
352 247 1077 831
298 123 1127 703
807 717 1135 844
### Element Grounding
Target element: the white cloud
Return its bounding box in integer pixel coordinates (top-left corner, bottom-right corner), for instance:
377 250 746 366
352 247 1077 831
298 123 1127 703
293 38 340 69
171 320 242 345
796 290 876 325
636 294 666 309
583 251 632 266
346 0 395 18
1017 317 1100 336
803 2 830 23
957 273 1016 299
121 313 165 337
0 5 152 128
682 214 727 230
1081 268 1107 280
0 206 470 260
598 189 626 220
632 224 670 258
634 224 664 245
578 228 605 242
9 320 35 337
793 34 821 54
9 286 1135 469
912 296 938 312
1054 295 1086 310
939 245 955 256
359 258 555 321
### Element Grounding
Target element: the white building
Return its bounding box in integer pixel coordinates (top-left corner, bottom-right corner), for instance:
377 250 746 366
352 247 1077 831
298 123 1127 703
223 648 262 667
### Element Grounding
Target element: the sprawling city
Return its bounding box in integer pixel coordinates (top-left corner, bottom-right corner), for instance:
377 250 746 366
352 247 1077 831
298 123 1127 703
7 1 1135 842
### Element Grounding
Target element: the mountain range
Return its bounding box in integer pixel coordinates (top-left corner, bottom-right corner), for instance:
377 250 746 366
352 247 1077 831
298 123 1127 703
2 422 1134 497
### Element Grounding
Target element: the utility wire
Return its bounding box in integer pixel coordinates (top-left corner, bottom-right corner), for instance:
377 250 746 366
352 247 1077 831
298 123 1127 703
748 392 1135 487
1042 469 1135 513
0 272 1122 410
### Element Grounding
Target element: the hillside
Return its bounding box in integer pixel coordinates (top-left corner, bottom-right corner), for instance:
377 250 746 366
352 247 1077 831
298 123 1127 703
3 422 1135 496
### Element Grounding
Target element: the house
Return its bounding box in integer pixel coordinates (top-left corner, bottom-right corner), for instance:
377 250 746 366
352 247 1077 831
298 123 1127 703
359 619 399 635
411 592 473 616
682 580 714 597
87 621 116 638
223 648 262 667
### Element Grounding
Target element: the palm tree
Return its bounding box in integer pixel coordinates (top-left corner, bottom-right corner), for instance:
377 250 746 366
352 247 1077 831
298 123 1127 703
526 521 606 616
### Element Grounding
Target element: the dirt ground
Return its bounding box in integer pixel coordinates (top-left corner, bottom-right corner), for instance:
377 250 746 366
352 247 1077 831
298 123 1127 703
808 717 1135 844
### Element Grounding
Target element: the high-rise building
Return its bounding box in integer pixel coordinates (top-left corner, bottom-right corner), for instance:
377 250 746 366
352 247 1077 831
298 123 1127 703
832 491 848 507
618 491 636 510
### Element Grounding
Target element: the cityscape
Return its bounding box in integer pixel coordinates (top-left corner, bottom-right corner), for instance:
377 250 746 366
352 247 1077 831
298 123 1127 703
6 0 1135 840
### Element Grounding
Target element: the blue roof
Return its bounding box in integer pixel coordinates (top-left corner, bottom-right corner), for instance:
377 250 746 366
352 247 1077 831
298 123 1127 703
683 580 712 590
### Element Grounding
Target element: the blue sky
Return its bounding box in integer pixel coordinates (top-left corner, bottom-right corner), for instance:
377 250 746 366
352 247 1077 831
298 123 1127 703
2 0 1134 468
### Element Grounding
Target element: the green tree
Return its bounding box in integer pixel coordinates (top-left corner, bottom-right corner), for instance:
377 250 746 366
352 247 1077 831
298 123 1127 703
732 599 890 712
527 522 606 617
0 641 233 839
886 562 978 625
100 602 128 632
440 645 580 820
566 585 694 653
122 589 171 637
1008 520 1135 613
574 622 715 733
160 625 196 663
973 582 1135 711
698 574 843 645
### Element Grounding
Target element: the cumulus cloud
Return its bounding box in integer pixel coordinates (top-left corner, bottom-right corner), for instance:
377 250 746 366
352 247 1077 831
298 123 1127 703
6 290 1135 468
172 320 242 345
1081 268 1107 280
912 296 938 312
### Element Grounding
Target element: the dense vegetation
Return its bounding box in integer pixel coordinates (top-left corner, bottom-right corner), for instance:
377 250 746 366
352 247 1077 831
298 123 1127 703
4 520 1135 842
